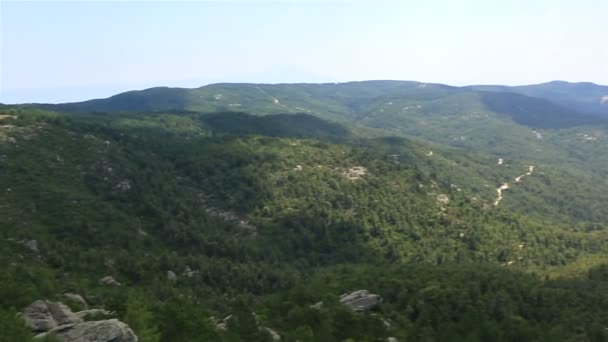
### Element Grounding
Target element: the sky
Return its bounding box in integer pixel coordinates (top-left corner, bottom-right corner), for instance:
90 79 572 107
1 0 607 103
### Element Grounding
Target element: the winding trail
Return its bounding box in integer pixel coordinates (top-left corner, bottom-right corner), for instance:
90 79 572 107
494 183 511 206
515 165 535 183
493 165 536 206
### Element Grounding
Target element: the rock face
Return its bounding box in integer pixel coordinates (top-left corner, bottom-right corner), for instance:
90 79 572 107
22 300 61 332
343 166 368 181
309 301 323 309
99 276 121 286
64 293 88 309
75 309 114 320
167 270 177 282
22 239 39 252
54 319 137 342
183 265 199 278
22 300 137 342
263 326 281 341
339 290 382 311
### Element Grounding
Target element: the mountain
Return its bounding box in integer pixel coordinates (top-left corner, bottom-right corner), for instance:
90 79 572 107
3 80 608 341
40 81 603 127
471 80 608 119
32 81 608 166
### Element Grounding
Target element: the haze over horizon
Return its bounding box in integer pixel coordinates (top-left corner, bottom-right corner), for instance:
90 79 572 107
2 0 607 103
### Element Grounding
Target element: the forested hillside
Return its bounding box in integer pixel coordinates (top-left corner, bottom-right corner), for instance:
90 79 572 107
472 81 608 119
1 104 608 341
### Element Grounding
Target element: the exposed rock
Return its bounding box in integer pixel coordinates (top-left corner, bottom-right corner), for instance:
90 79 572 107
263 327 281 341
183 265 199 278
532 130 543 140
293 165 303 171
64 293 88 309
339 290 382 311
387 154 400 164
99 276 121 286
115 180 131 191
343 166 368 181
22 300 82 332
0 114 17 121
46 301 81 325
199 195 257 235
22 300 59 332
436 194 449 205
22 239 39 252
387 337 399 342
54 319 137 342
23 300 136 341
167 271 177 282
309 301 323 309
210 315 232 331
75 309 114 320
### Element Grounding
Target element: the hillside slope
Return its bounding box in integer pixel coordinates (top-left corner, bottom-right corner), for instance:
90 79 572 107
2 107 608 340
472 81 608 119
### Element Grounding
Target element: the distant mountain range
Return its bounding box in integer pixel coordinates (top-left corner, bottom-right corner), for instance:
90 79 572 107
31 80 608 121
470 80 608 119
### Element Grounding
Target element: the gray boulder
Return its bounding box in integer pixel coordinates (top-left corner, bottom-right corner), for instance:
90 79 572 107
339 290 382 311
263 327 281 341
167 271 177 282
309 301 323 310
23 300 137 342
22 300 58 332
54 319 137 342
46 301 81 325
22 239 39 252
22 300 81 332
63 293 88 309
183 265 199 278
99 276 121 286
75 309 114 320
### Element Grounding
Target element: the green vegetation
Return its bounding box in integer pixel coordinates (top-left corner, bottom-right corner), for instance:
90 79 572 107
2 81 608 341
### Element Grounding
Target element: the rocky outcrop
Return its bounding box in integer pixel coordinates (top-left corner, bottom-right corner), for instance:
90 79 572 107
22 300 64 332
22 300 80 332
183 265 199 278
99 276 121 286
22 300 137 342
75 309 114 320
115 180 132 191
309 301 323 309
199 195 257 235
210 315 280 340
339 290 382 311
263 326 281 341
343 166 368 181
22 239 39 252
209 315 232 331
63 293 88 308
51 319 137 342
167 271 177 282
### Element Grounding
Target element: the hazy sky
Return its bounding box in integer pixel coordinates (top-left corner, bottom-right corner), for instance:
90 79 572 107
1 0 607 103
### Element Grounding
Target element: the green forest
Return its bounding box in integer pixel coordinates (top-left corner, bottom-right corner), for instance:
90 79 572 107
1 82 608 342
